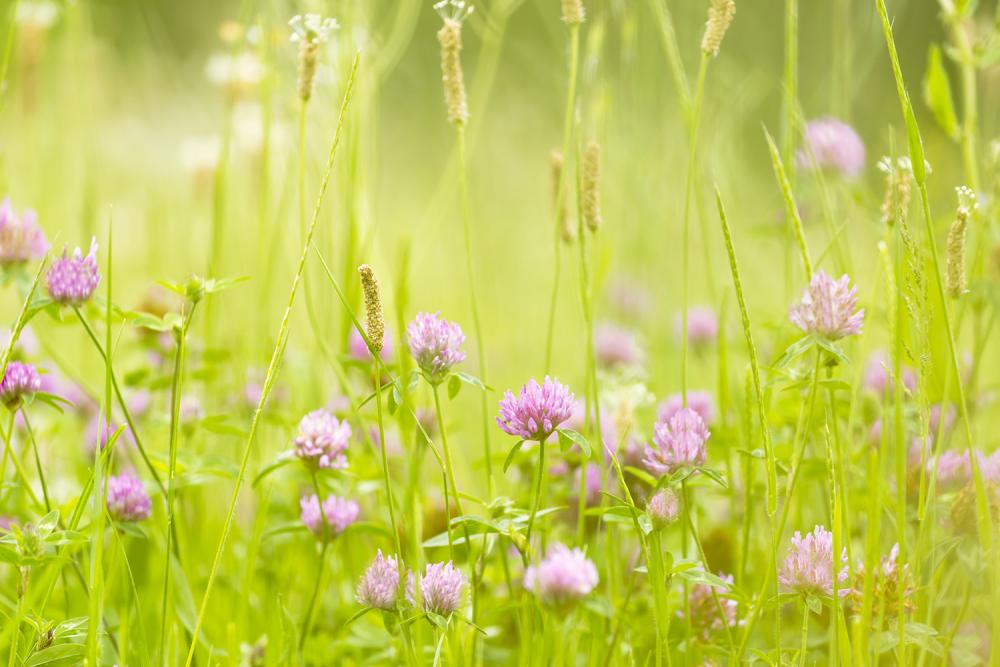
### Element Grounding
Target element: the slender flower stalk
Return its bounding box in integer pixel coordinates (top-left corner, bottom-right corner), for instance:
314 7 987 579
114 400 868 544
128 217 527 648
183 55 359 666
435 2 493 500
544 17 582 373
160 299 198 661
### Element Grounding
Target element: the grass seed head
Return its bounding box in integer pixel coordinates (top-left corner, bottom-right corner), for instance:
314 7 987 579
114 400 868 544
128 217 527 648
701 0 735 56
582 139 602 232
561 0 586 25
358 264 385 354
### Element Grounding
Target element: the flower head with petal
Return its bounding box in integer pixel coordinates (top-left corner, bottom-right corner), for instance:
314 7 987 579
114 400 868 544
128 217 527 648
45 238 100 306
406 311 466 384
778 525 849 596
106 472 152 522
300 494 359 538
356 550 401 610
643 407 710 476
293 409 351 470
789 270 864 341
496 376 575 441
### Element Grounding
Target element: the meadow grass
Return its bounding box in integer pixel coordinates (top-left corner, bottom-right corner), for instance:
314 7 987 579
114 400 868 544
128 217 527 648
0 0 998 665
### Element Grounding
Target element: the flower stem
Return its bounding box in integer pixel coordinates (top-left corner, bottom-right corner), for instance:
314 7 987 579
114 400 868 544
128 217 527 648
544 22 580 374
160 302 196 662
526 438 546 545
300 472 331 651
20 410 51 512
455 124 493 500
799 606 810 667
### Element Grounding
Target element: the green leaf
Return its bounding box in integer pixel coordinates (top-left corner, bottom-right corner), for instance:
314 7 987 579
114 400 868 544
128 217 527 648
23 643 87 667
805 595 822 615
453 371 491 392
503 440 528 473
923 44 959 140
448 374 462 400
693 466 729 489
557 428 592 460
773 336 815 369
252 450 297 488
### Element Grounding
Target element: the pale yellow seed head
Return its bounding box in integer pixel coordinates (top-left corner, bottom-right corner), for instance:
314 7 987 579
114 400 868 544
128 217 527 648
297 39 319 102
701 0 736 56
561 0 585 25
946 188 974 299
582 140 602 233
437 19 468 126
358 264 385 353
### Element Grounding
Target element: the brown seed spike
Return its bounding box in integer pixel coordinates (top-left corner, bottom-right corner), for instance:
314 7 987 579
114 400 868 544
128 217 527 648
358 264 385 353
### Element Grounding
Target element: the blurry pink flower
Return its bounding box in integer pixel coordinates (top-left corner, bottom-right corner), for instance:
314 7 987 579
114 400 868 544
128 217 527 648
594 323 640 369
300 494 359 538
524 543 599 606
676 307 718 348
799 117 866 178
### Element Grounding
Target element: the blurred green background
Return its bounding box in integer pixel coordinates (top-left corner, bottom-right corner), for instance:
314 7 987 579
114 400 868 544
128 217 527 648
0 0 991 423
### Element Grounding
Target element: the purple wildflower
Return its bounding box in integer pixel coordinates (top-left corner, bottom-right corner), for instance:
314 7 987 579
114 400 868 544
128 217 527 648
496 376 575 441
676 307 719 348
643 407 710 476
106 472 152 522
682 572 739 640
799 117 866 178
0 361 41 409
778 525 849 596
409 561 467 615
0 198 48 265
789 270 864 340
356 550 401 610
406 311 466 384
300 494 360 538
524 543 599 606
45 238 101 306
594 323 640 369
293 409 351 470
647 489 680 528
658 391 714 426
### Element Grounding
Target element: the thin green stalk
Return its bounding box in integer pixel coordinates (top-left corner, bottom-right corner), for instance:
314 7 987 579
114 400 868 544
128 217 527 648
431 381 480 640
183 54 359 666
0 411 15 502
714 189 776 515
0 0 20 113
300 473 331 651
737 349 823 658
680 53 709 399
764 128 812 280
160 302 196 662
648 0 692 114
526 438 546 545
20 411 50 512
874 4 998 657
783 0 799 172
73 309 168 499
799 606 809 667
87 222 113 666
544 22 580 374
455 125 493 500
